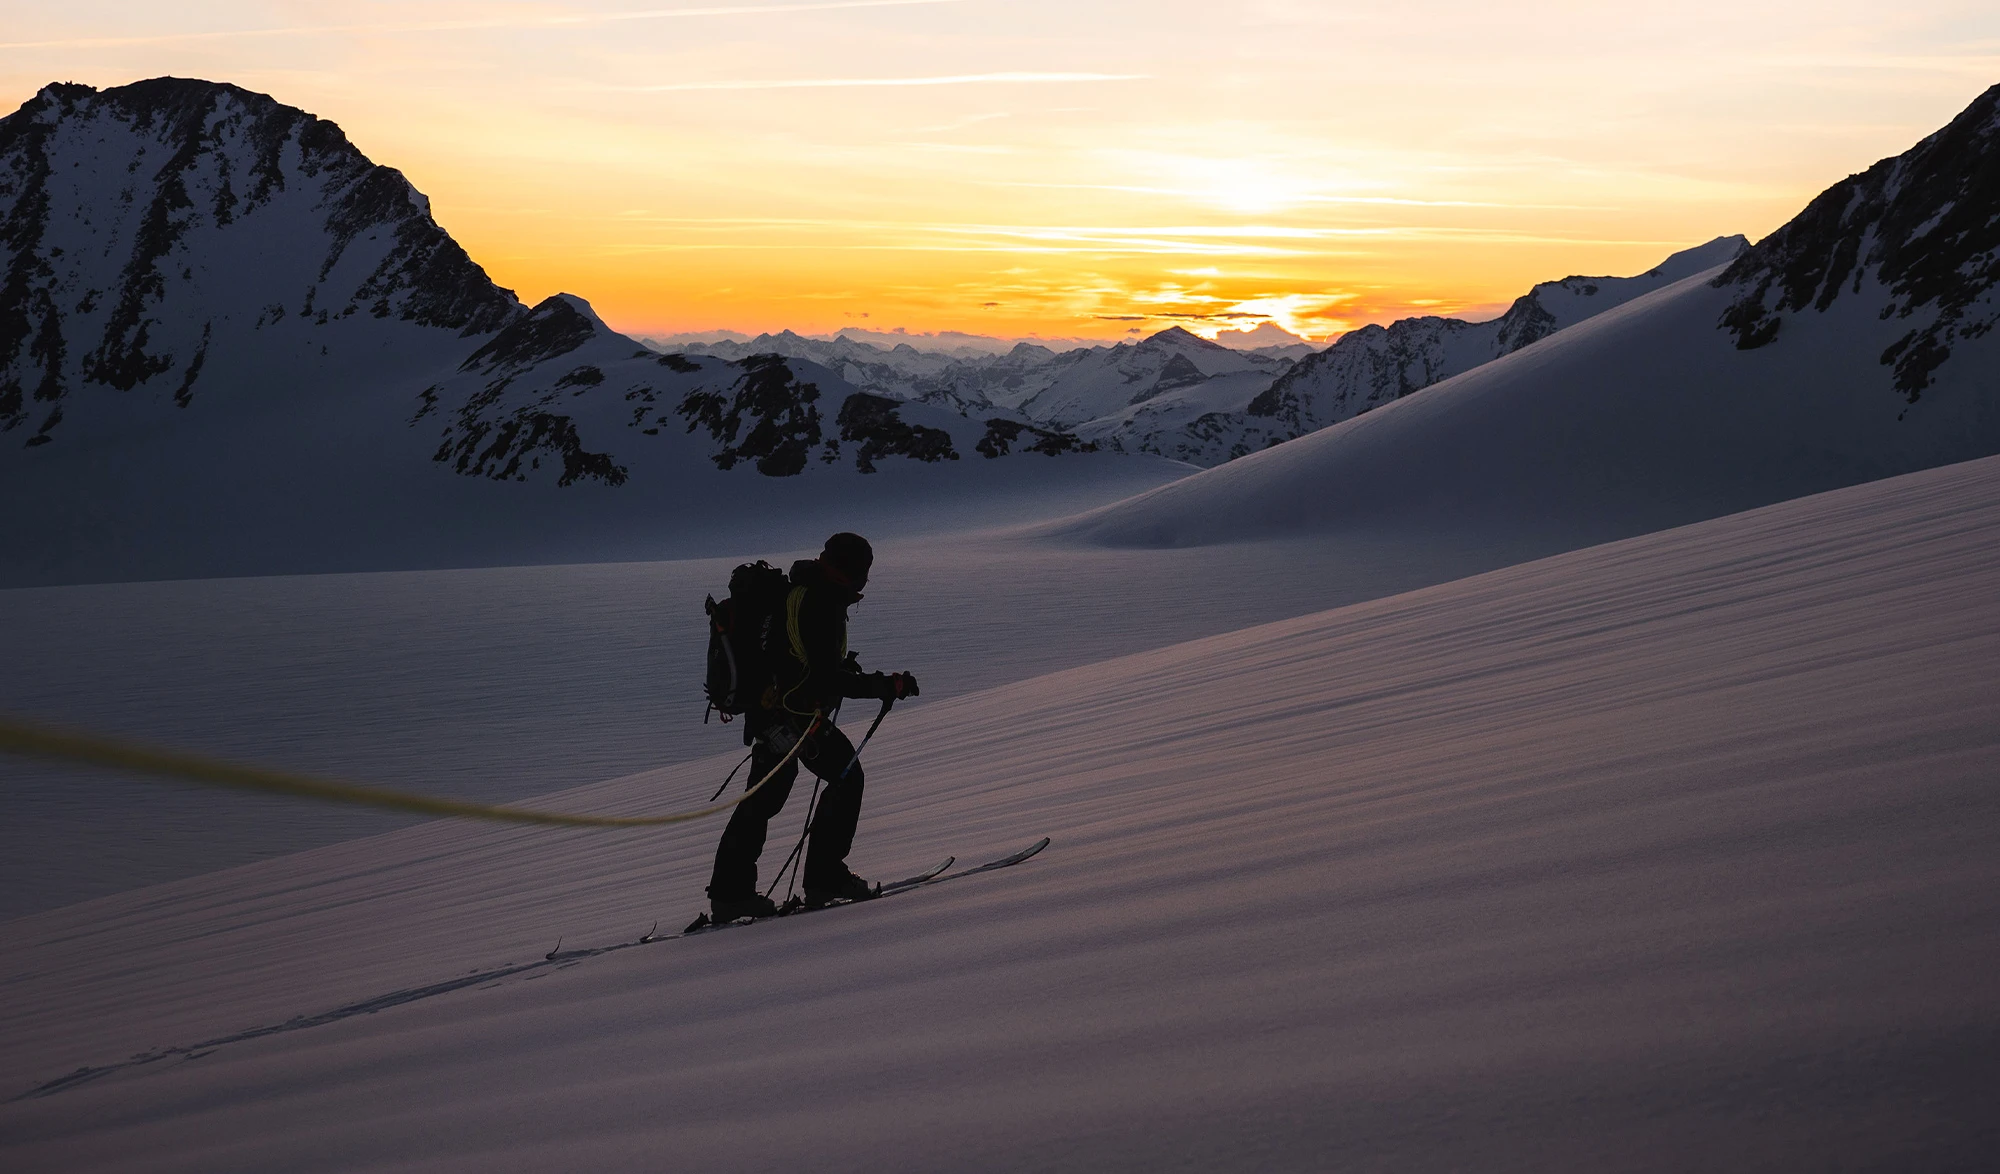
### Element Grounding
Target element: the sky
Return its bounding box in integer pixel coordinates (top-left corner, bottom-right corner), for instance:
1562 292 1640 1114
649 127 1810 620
2 2 1996 344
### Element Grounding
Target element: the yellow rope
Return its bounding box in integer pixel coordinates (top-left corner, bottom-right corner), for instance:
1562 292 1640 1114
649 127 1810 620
0 712 822 829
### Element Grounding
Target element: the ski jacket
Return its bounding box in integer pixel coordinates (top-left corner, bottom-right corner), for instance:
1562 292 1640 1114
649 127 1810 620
770 558 877 718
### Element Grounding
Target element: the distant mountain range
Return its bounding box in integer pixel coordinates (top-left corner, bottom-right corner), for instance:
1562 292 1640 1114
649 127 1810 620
650 239 1748 467
4 75 1995 584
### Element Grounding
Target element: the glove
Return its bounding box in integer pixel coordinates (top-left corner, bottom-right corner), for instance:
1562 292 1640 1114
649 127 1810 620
891 671 920 700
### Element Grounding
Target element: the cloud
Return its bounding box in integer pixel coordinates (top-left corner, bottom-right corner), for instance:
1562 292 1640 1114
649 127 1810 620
989 180 1527 209
0 1 963 51
606 72 1147 92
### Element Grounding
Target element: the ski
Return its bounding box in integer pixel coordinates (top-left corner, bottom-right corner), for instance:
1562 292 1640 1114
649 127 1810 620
682 854 954 932
872 853 958 896
941 836 1049 878
675 839 1046 937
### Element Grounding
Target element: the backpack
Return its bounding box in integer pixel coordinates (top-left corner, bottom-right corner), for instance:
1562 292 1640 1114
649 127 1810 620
703 560 792 719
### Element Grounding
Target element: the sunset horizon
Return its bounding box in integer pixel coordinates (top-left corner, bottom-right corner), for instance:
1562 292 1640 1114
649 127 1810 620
6 1 1993 346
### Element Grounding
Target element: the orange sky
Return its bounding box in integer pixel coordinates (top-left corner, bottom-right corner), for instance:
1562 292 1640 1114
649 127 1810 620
4 1 1996 342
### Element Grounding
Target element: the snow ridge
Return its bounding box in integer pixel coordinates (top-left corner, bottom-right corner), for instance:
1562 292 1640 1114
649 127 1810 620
1228 236 1751 462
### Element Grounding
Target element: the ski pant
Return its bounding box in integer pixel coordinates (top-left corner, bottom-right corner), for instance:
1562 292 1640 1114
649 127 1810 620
707 717 864 899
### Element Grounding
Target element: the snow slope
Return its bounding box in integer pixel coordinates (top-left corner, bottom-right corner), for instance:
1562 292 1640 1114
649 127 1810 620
3 452 1996 1170
1202 234 1751 463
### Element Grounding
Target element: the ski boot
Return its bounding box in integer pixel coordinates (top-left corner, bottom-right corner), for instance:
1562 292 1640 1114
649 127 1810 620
803 870 879 910
708 890 780 923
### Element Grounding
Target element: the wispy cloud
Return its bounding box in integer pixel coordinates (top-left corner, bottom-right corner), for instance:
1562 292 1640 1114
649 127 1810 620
0 0 961 51
908 111 1013 133
1752 49 2000 76
605 72 1147 92
987 180 1610 212
989 180 1503 208
485 212 1684 257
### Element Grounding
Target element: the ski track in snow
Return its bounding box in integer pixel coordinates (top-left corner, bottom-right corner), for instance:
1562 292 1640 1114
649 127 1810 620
2 455 1997 1170
10 843 1043 1104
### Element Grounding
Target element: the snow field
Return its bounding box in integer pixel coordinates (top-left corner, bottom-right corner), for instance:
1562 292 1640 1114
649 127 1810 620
4 455 1999 1170
1 522 1539 916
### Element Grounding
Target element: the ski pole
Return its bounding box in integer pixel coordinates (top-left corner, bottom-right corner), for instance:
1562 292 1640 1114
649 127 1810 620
765 698 892 900
840 697 894 781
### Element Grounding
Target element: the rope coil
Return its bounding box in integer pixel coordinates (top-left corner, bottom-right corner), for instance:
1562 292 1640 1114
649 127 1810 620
0 712 822 829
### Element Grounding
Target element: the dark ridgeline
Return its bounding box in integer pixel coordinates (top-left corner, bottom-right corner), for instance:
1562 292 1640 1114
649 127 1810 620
1715 83 2000 406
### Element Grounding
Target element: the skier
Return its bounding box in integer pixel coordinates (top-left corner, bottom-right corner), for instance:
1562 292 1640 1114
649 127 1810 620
706 532 920 921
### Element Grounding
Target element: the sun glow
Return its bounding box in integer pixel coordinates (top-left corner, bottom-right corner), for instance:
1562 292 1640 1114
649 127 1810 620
4 0 1990 343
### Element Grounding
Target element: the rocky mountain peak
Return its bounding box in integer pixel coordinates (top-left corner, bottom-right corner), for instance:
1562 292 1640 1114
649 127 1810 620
458 295 598 375
1716 84 2000 403
0 76 518 441
1141 325 1227 351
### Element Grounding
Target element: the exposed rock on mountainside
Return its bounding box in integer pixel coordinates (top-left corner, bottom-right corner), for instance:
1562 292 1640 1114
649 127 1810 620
456 293 597 376
0 77 514 442
1716 82 2000 406
835 392 958 473
422 339 1075 485
975 418 1096 458
673 354 828 477
1134 352 1207 404
420 295 628 486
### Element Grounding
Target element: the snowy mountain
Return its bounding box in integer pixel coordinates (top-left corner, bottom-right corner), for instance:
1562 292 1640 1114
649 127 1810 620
1009 325 1292 426
1057 85 2000 550
658 329 964 399
0 79 1182 585
1714 85 2000 406
0 78 513 447
420 295 1102 484
651 325 1302 462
